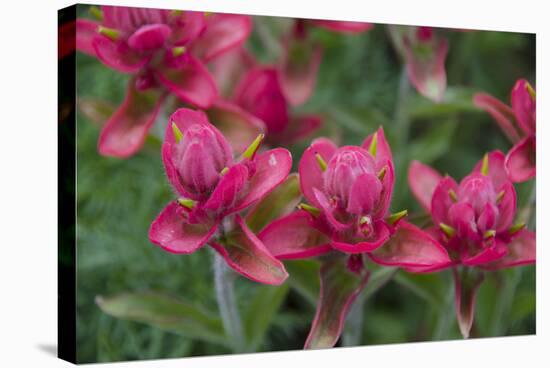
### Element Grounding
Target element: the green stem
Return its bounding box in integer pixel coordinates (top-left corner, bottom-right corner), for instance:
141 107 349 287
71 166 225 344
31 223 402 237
342 293 365 347
342 267 398 346
433 273 455 340
213 252 245 353
395 66 412 148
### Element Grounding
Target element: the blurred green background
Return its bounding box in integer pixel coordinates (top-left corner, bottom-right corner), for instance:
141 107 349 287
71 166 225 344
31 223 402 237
75 6 535 363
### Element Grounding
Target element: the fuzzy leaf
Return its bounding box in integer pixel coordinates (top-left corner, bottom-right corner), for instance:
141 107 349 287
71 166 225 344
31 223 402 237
96 292 227 346
243 284 290 351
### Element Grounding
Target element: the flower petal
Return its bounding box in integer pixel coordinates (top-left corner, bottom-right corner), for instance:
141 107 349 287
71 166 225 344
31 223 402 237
408 160 442 212
234 148 293 211
299 138 338 207
511 79 536 135
311 20 374 33
279 36 322 106
373 162 395 220
210 47 255 96
92 36 148 73
453 268 485 338
149 202 217 254
127 24 172 51
170 11 206 46
495 181 517 232
205 100 266 154
156 55 218 108
483 230 535 269
346 173 382 216
332 220 391 253
431 176 459 226
202 163 249 217
361 126 393 170
473 150 508 189
505 136 536 183
462 242 507 266
166 108 211 142
259 211 332 259
473 92 521 143
404 36 448 102
193 14 252 62
313 188 352 233
98 80 165 158
369 221 452 269
234 67 290 135
210 215 288 285
304 257 369 349
246 173 302 233
76 19 98 56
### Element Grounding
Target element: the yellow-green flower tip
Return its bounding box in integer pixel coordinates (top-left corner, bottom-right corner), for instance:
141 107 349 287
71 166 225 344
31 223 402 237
368 132 378 157
386 209 408 225
439 222 456 238
172 122 184 143
242 133 264 159
481 153 489 176
98 26 120 41
298 203 321 217
509 222 526 235
315 153 327 172
172 46 187 57
177 198 197 209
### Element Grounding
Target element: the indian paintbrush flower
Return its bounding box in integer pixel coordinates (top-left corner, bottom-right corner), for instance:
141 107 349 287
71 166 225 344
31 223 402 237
389 26 449 102
278 19 373 106
76 5 252 157
258 127 452 348
474 79 536 182
408 151 536 338
149 108 292 285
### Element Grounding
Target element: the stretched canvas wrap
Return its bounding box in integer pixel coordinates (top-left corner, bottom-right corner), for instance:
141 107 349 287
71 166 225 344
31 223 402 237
58 3 536 364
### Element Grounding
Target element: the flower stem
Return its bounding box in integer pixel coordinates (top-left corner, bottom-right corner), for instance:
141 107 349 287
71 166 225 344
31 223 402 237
213 252 245 353
342 294 365 346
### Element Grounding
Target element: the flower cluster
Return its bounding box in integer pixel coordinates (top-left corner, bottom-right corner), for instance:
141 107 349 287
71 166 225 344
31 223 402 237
78 5 536 351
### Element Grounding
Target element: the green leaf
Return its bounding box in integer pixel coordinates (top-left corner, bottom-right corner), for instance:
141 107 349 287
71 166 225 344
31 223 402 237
246 174 302 232
284 259 321 306
96 291 228 347
393 271 445 308
243 284 290 351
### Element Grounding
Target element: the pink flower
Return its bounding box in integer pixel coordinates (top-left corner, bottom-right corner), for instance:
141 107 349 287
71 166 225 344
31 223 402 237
234 66 322 145
258 128 451 348
278 19 372 107
474 79 536 182
149 108 292 285
390 26 449 102
408 151 536 337
76 6 252 157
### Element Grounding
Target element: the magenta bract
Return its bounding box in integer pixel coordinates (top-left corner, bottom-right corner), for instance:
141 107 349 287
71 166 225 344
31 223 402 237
408 152 536 337
149 108 292 285
474 79 536 182
403 27 448 103
76 6 252 157
234 66 322 144
259 128 452 348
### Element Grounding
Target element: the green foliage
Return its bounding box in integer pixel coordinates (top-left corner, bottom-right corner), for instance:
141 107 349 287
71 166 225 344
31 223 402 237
75 6 535 363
